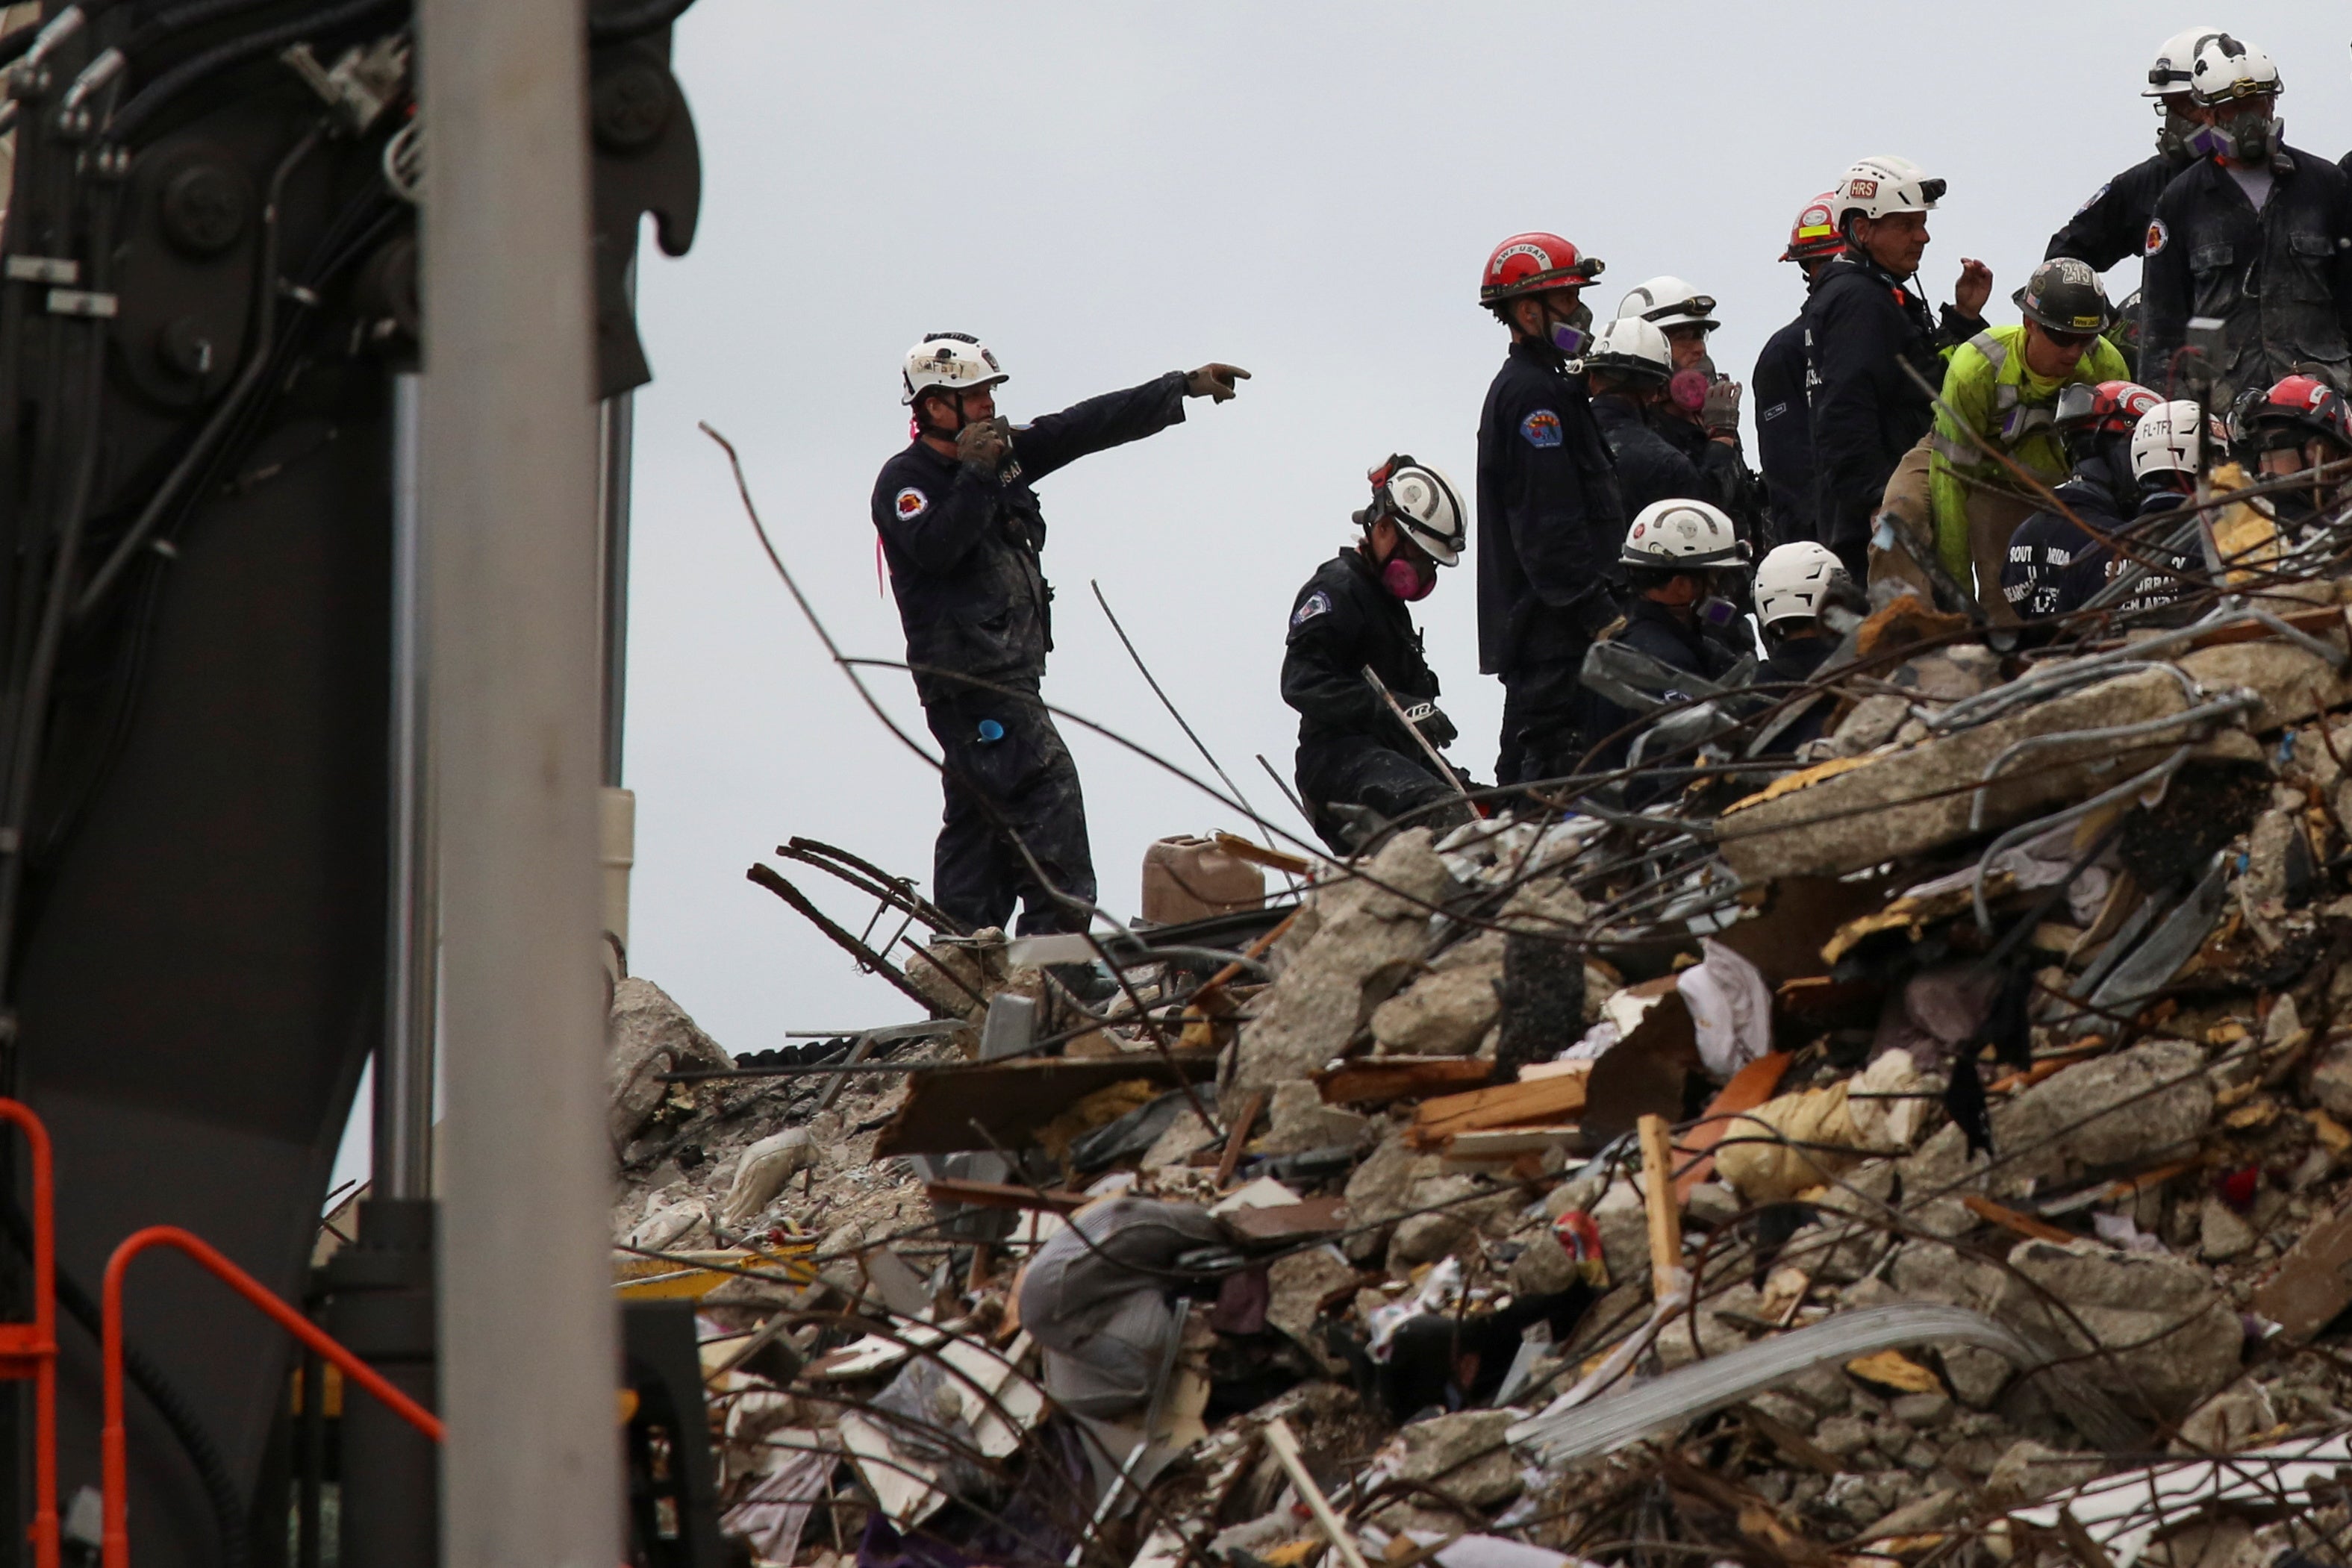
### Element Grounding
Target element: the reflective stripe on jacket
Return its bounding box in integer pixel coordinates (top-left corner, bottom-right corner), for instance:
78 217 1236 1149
1928 323 2128 581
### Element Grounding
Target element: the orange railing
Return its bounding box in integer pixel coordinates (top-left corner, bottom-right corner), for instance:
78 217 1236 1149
0 1102 58 1568
101 1225 443 1568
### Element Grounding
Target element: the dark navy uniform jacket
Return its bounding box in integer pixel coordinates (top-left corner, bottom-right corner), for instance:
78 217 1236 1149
2142 145 2352 399
1754 308 1816 543
870 372 1187 708
2003 469 2195 621
1804 253 1982 565
1591 393 1703 520
2046 153 2188 272
1474 340 1625 675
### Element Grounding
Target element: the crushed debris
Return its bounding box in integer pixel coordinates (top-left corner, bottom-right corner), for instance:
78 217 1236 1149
619 582 2352 1566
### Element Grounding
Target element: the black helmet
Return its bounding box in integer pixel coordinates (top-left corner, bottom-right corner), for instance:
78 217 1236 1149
2012 257 2110 337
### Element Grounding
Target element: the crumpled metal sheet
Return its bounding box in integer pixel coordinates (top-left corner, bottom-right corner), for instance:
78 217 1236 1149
1508 1302 2075 1467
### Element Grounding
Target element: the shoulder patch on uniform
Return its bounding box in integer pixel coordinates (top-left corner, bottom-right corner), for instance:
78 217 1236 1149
1290 590 1332 629
1519 408 1564 448
2144 217 2168 256
2074 180 2111 216
893 486 929 520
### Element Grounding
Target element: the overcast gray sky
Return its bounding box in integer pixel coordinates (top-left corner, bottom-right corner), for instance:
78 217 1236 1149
616 2 2352 1057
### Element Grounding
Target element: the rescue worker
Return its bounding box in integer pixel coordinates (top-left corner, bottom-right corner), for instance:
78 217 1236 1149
1805 155 1994 581
2229 372 2352 526
1282 457 1476 853
1474 232 1626 787
1581 500 1748 778
1930 258 2130 618
1584 317 1703 519
2045 28 2217 279
1619 276 1766 544
2001 381 2203 621
870 332 1247 937
1756 193 1845 546
2142 35 2352 405
1750 542 1856 756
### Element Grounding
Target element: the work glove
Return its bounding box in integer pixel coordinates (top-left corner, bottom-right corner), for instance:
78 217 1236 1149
954 416 1011 472
1701 378 1744 439
1184 363 1251 402
1400 699 1457 750
1573 588 1626 643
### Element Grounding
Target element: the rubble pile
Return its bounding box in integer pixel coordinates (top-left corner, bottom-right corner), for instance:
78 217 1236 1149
615 579 2352 1568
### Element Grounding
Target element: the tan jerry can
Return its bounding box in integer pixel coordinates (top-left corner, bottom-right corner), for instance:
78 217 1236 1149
1140 835 1265 925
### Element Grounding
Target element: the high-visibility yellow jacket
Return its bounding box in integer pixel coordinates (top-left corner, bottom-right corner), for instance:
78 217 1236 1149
1929 323 2128 579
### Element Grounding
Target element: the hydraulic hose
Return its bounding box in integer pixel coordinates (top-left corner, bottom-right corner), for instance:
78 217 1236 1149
106 0 402 143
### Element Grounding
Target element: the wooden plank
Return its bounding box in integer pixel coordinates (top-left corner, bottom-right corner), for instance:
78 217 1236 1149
1638 1113 1682 1302
1442 1125 1580 1158
1408 1069 1589 1149
1317 1056 1494 1107
1961 1193 2075 1246
1215 1089 1267 1189
1213 832 1314 878
1675 1052 1791 1203
923 1178 1090 1214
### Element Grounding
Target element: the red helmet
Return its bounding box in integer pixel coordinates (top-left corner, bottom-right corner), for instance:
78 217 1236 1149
1479 232 1603 308
1779 192 1847 263
2236 372 2352 450
2053 378 2162 438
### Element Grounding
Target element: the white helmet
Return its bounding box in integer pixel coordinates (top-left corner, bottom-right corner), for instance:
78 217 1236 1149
899 331 1007 406
1583 316 1673 381
2188 34 2281 104
1618 276 1718 333
2131 399 2210 481
1753 542 1850 631
1829 155 1944 225
2144 26 2222 96
1620 499 1747 569
1361 454 1466 566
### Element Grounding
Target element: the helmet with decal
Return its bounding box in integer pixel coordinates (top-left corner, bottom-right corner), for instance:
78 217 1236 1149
1780 192 1846 263
1829 155 1944 226
1620 499 1747 570
2131 399 2215 481
1356 455 1465 566
1618 276 1718 334
1479 231 1603 309
900 331 1006 406
2232 373 2352 454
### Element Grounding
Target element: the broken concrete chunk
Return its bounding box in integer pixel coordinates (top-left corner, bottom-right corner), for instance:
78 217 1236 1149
2309 1037 2352 1121
1266 1246 1358 1371
1259 1080 1373 1155
2000 1237 2244 1418
1383 1408 1522 1508
1370 962 1503 1055
1980 1439 2106 1509
2198 1196 2258 1262
1234 831 1453 1092
607 978 736 1149
1992 1038 2214 1197
1721 666 2195 881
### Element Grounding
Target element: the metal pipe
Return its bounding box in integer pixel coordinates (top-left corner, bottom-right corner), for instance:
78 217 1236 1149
417 3 613 1568
597 385 631 788
377 373 434 1202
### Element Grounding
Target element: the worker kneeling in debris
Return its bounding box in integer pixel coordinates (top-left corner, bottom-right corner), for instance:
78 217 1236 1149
2003 384 2205 621
1929 257 2128 619
1282 456 1476 853
871 333 1247 937
2230 372 2352 530
1582 499 1750 777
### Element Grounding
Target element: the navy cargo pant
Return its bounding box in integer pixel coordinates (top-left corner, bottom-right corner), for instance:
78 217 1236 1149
923 685 1097 936
1298 736 1473 855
